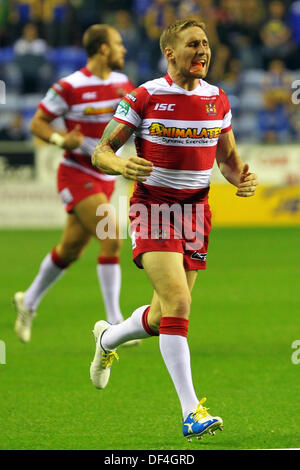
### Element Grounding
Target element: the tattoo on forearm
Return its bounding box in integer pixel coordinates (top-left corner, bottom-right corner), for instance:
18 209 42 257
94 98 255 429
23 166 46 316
100 120 134 152
92 120 134 171
93 142 114 161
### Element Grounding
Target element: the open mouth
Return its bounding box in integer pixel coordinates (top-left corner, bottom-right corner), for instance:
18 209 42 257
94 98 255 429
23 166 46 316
190 60 206 73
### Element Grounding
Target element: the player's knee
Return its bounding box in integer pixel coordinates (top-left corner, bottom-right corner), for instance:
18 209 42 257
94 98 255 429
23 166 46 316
162 290 191 318
100 238 122 257
172 296 191 318
57 241 86 263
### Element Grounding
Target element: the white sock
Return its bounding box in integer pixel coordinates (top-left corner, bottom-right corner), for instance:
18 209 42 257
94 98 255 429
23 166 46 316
101 305 153 351
97 262 123 324
159 334 199 420
24 253 66 311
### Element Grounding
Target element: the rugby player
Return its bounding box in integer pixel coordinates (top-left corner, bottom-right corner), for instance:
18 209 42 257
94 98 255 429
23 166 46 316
90 18 258 440
14 25 139 345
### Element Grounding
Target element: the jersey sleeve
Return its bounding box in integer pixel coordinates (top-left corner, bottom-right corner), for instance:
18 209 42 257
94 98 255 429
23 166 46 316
113 86 149 129
38 80 72 117
219 88 232 134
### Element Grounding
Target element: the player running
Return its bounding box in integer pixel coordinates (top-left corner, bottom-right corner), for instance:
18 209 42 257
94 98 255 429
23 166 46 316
13 24 139 346
89 18 258 440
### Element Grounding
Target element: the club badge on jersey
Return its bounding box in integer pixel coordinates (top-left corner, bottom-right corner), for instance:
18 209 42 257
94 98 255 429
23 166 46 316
206 103 217 115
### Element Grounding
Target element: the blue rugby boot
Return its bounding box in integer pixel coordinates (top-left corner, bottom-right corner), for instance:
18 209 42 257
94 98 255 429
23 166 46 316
183 397 223 442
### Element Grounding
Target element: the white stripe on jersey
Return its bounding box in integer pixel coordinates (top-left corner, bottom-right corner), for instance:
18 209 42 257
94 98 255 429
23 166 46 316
142 77 220 97
76 137 124 157
61 157 117 181
66 112 117 124
79 137 99 155
222 110 232 130
115 105 141 128
144 166 212 189
63 70 130 88
42 88 68 115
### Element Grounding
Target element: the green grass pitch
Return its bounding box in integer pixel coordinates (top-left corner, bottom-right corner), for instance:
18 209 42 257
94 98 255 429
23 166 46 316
0 227 299 450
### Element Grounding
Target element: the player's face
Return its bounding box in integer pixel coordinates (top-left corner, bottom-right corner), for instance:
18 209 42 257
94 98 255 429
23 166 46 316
171 27 211 79
107 28 127 70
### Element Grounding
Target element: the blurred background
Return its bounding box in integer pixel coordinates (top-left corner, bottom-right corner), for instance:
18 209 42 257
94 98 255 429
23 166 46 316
0 0 300 227
1 2 300 452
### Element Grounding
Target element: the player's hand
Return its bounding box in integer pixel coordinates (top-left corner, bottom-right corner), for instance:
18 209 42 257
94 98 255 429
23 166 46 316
63 125 84 150
236 164 258 197
121 156 153 183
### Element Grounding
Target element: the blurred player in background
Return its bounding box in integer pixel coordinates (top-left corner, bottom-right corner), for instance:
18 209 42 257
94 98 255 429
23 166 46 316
14 24 138 345
90 18 258 441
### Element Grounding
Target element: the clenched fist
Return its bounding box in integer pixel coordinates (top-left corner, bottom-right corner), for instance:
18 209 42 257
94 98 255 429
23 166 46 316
121 156 153 183
63 124 84 150
236 164 258 197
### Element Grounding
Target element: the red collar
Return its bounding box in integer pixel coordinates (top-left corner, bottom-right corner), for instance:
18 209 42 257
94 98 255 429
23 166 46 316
164 73 173 86
80 66 92 77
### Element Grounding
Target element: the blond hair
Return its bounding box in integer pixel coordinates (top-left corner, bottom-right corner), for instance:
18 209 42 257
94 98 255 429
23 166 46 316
160 18 206 54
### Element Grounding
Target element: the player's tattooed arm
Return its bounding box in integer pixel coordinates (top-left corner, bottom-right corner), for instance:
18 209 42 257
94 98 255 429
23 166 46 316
216 129 258 197
92 119 153 182
92 119 132 174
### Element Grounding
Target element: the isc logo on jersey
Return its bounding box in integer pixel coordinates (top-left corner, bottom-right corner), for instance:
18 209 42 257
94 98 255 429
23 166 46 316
154 103 176 111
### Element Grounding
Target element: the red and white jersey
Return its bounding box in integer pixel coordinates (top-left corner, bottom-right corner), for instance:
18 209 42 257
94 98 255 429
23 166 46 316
39 67 134 181
113 73 232 200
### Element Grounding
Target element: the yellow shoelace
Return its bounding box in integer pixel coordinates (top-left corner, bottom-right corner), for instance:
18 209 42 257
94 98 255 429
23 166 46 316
101 351 119 369
192 397 210 422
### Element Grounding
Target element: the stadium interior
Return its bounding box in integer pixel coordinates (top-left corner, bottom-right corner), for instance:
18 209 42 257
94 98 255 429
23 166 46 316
1 0 300 452
0 0 300 144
